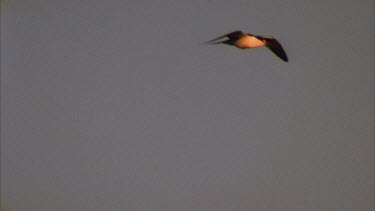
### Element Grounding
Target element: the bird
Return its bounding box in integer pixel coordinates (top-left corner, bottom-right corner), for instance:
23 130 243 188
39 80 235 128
205 30 288 62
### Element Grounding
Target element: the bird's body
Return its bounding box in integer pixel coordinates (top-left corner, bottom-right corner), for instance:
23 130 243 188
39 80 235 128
206 31 288 62
234 35 265 48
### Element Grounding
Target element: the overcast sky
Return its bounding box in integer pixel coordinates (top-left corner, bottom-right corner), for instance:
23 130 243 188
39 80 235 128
1 0 374 210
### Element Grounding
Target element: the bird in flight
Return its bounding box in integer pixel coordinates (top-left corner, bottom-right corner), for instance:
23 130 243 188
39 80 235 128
206 30 288 62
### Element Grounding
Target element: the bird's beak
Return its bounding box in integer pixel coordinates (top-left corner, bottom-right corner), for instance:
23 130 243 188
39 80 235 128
204 34 227 45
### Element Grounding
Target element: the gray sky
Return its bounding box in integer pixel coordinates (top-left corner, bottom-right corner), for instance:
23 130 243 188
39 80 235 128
1 0 374 210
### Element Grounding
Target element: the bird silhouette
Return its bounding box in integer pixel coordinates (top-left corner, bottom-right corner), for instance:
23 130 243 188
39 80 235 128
206 30 288 62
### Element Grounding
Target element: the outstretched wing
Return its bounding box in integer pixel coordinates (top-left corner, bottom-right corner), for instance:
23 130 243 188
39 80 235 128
205 31 245 44
256 36 288 62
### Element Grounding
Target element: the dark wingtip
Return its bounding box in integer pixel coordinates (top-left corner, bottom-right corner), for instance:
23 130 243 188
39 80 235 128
275 52 288 62
273 49 288 62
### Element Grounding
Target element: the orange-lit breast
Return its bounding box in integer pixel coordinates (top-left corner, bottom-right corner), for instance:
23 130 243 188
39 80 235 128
234 36 265 49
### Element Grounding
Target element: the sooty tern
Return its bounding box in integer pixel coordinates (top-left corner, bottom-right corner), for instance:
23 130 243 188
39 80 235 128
206 30 288 62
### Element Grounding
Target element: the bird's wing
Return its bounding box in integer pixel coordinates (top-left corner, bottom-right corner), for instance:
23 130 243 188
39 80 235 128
256 36 288 62
205 31 245 44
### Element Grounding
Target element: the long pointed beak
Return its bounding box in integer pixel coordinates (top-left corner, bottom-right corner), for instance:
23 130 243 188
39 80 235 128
204 34 227 45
